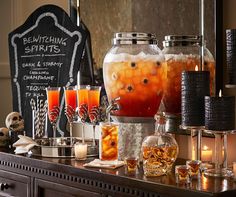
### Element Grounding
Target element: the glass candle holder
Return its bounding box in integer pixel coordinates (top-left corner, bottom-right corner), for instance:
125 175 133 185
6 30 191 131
74 142 88 160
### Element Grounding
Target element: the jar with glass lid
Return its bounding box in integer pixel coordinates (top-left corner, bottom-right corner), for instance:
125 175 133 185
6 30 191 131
103 32 166 121
162 35 215 115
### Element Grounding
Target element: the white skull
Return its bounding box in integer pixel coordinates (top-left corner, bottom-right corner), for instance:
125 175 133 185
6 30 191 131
0 127 9 146
5 112 24 132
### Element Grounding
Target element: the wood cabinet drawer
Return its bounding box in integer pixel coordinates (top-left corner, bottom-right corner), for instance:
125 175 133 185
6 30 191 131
0 169 30 197
35 178 101 197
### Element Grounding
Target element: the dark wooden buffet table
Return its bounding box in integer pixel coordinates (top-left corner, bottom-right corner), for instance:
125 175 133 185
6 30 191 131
0 150 235 197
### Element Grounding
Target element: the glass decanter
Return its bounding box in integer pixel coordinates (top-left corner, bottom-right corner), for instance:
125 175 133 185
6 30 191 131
142 112 179 177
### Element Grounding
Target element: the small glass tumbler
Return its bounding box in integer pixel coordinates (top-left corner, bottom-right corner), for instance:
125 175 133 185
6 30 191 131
74 142 88 160
100 122 118 161
175 165 190 184
186 160 202 179
124 157 139 174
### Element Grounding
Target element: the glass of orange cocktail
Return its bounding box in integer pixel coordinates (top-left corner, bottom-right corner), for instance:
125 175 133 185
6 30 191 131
100 122 118 161
46 87 61 138
64 86 77 137
88 86 101 147
77 85 89 143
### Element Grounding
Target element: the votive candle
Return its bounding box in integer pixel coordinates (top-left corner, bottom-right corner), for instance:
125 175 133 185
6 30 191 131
75 143 88 160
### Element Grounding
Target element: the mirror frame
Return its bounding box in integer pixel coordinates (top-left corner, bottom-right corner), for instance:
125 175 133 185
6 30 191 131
215 0 223 94
70 0 223 93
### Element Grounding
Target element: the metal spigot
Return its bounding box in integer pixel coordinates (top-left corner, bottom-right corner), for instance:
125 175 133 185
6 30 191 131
106 97 120 121
106 97 120 112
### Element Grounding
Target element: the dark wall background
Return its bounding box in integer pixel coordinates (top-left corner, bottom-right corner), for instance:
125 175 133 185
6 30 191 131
80 0 214 69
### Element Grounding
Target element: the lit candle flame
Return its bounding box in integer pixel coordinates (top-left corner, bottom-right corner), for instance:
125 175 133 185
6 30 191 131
195 65 198 71
203 145 209 150
219 89 222 97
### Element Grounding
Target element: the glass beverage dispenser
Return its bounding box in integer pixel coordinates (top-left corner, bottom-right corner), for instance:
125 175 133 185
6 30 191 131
103 32 166 121
162 35 215 115
103 32 166 159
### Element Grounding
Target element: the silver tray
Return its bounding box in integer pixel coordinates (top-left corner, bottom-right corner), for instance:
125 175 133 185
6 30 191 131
30 137 98 158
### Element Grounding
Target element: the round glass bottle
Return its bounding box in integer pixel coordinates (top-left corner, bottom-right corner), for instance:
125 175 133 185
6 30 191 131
162 35 215 115
142 113 179 177
103 32 166 121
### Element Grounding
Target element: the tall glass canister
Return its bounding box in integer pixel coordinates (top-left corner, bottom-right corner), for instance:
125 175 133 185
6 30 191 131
162 35 215 115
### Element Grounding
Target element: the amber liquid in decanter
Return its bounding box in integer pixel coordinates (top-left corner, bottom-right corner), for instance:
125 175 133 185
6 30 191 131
142 113 179 177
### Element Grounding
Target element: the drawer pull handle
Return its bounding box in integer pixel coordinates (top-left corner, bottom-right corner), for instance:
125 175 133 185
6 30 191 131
0 183 9 191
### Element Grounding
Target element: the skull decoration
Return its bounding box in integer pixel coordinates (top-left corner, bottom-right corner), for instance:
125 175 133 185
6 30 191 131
5 112 24 132
0 127 9 147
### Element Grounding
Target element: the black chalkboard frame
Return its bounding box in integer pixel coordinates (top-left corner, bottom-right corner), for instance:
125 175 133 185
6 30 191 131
8 4 87 137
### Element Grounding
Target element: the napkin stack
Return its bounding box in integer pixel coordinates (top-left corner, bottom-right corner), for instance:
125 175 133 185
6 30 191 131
13 135 38 154
84 159 124 169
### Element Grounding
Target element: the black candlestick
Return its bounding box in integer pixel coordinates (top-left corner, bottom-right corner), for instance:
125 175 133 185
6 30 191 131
205 95 235 131
181 71 210 126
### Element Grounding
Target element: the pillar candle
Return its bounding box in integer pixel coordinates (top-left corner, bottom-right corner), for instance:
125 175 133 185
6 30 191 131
201 146 212 162
205 91 235 131
181 70 210 126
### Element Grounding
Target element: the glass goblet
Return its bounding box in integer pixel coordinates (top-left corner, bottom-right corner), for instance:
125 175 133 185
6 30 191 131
46 87 61 138
77 85 89 143
87 85 101 147
64 86 77 138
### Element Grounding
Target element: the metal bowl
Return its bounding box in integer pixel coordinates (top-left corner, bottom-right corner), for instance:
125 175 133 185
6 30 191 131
31 137 98 158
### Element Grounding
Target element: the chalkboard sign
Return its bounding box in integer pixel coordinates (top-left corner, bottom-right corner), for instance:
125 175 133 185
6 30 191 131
8 5 87 137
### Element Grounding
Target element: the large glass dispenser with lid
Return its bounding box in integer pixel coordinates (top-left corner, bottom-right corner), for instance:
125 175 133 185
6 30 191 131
162 35 215 115
103 32 166 122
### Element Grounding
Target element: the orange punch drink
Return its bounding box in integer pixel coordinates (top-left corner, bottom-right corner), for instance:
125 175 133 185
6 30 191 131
77 85 89 121
100 122 118 161
103 53 166 117
87 86 101 122
64 86 77 111
77 85 89 107
163 55 215 114
46 87 60 123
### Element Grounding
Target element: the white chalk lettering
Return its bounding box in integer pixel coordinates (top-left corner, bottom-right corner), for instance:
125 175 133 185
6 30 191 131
37 61 41 67
23 75 54 81
22 62 35 68
32 92 44 97
43 62 63 68
23 35 67 46
25 92 31 97
29 70 49 75
24 44 61 54
26 85 47 91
